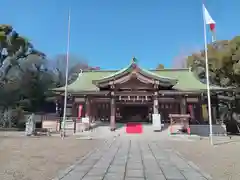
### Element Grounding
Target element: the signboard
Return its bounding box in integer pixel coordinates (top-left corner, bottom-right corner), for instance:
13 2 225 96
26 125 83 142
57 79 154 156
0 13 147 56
65 121 74 129
82 117 89 124
202 104 208 121
75 98 85 102
42 120 58 131
152 113 162 131
187 97 199 102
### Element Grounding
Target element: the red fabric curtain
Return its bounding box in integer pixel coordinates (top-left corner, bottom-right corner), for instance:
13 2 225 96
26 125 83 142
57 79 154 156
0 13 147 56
78 105 83 119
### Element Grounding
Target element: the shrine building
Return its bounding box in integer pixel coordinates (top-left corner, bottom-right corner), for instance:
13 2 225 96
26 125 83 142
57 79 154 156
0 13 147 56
53 57 228 130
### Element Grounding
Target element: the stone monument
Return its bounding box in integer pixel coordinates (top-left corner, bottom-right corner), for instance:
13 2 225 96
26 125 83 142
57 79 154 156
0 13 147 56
25 113 35 136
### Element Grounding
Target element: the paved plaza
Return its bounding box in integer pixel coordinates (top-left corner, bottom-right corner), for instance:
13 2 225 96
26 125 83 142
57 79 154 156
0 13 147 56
57 136 211 180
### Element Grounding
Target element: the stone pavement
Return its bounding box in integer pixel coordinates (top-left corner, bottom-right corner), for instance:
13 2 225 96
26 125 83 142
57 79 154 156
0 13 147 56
57 137 211 180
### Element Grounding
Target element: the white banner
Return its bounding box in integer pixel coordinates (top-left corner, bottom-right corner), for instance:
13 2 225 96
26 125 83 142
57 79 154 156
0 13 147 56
82 117 89 124
152 114 162 131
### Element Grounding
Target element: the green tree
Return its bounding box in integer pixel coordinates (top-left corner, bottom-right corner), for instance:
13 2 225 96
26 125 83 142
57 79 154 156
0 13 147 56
156 64 165 70
0 24 49 127
187 36 240 87
0 25 45 81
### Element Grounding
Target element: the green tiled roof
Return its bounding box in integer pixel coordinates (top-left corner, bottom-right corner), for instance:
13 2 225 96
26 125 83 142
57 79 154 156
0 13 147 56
53 67 225 93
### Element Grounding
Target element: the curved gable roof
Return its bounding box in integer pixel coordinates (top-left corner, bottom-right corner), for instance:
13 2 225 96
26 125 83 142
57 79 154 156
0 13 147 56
92 60 178 86
53 68 227 93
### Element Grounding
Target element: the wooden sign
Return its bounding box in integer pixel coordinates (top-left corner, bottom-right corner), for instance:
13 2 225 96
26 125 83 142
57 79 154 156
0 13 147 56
186 97 198 102
75 98 85 102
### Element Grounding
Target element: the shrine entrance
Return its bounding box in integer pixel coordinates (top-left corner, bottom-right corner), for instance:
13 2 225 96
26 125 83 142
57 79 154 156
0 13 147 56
117 104 149 123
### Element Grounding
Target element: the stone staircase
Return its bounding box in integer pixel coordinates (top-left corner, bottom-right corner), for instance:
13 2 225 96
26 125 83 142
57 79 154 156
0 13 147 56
74 123 195 142
113 123 169 140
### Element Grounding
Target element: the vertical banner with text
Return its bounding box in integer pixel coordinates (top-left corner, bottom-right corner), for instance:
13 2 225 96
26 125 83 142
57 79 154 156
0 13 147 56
78 105 83 120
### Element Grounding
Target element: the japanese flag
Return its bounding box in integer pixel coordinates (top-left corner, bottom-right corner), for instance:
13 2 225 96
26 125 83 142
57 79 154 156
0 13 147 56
203 4 216 32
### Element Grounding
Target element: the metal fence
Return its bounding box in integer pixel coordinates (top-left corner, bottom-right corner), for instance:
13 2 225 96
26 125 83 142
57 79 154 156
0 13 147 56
0 109 25 128
0 111 60 129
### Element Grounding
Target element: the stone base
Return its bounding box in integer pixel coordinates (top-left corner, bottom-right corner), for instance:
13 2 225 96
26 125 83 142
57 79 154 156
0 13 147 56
189 124 227 136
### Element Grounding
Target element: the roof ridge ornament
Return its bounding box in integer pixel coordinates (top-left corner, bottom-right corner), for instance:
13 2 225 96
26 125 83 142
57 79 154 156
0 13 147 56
131 56 138 70
131 56 137 64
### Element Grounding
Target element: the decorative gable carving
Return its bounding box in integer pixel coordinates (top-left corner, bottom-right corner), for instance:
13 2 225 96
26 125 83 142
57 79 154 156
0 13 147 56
115 77 152 90
92 58 178 89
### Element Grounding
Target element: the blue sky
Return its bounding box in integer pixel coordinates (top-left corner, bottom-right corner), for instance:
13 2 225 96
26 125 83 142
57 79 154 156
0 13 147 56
1 0 239 69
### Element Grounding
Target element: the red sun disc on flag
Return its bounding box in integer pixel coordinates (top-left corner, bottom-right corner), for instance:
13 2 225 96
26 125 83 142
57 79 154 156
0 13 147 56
209 23 215 31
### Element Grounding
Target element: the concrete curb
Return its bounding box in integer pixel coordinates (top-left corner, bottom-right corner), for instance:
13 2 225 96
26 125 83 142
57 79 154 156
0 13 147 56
51 137 117 180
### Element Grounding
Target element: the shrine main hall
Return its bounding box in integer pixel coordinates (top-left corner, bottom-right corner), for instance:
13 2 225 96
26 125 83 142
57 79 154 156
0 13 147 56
53 58 227 130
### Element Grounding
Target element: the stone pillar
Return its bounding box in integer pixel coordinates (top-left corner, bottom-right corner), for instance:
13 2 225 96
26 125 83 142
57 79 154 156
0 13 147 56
110 96 116 131
153 92 159 114
180 96 187 114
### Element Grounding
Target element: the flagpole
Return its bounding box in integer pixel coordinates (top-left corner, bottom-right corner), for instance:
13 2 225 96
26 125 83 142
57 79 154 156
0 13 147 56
62 8 71 139
203 4 213 145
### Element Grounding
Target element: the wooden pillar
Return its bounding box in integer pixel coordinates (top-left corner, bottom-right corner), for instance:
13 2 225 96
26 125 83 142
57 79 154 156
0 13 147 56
153 92 159 114
180 96 187 114
216 96 220 119
194 100 201 123
71 103 78 117
66 96 73 117
110 95 116 131
199 93 204 123
55 100 59 115
85 97 90 118
212 106 216 124
91 102 96 122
